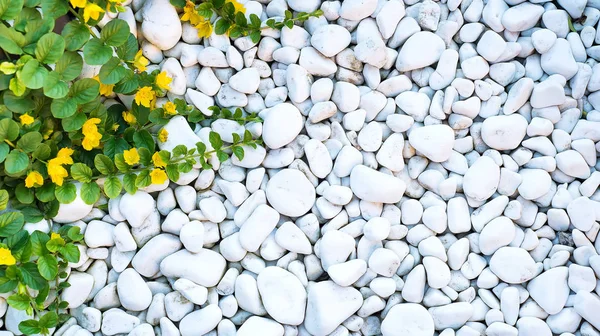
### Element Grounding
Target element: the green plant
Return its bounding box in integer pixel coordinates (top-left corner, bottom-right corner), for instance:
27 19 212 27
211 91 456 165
172 0 323 42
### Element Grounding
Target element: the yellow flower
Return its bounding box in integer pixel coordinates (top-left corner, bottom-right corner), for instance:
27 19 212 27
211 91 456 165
122 111 136 125
55 148 74 165
0 248 15 266
155 71 172 91
83 3 104 22
82 118 102 151
70 0 86 8
158 128 168 143
181 1 202 25
25 171 44 188
163 101 177 115
152 152 166 168
20 114 34 126
47 162 69 186
51 233 61 240
150 169 167 185
93 75 114 96
226 0 246 13
123 148 140 165
135 86 155 108
196 19 213 38
133 50 149 72
112 124 119 132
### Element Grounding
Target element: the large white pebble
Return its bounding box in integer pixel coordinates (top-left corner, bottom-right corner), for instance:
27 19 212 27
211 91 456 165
396 32 446 71
266 169 316 217
261 103 303 149
140 0 182 50
117 269 152 311
350 165 406 203
381 304 434 336
257 267 307 325
311 25 351 57
481 114 528 150
408 125 455 162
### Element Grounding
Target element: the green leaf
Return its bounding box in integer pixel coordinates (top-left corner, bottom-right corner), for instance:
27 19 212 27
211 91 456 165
19 320 42 335
104 176 122 198
285 19 294 29
20 59 48 89
43 72 69 99
32 143 51 160
37 254 58 280
0 277 18 293
35 32 65 64
116 34 139 61
30 231 49 255
18 263 46 290
165 164 179 182
50 97 77 119
250 14 261 28
138 147 151 166
133 130 155 152
5 150 29 175
104 138 130 159
170 0 186 7
83 37 112 65
173 145 187 157
0 118 19 141
113 69 138 94
61 112 87 132
7 294 30 310
15 184 34 204
3 91 34 113
94 154 116 175
214 19 231 35
35 183 55 202
20 206 43 223
0 190 8 211
55 182 77 204
55 51 83 81
8 77 26 97
70 78 99 104
101 19 130 47
250 31 261 43
40 0 68 18
232 145 244 161
61 21 90 51
80 182 100 205
16 132 42 153
0 0 24 20
38 312 58 328
70 163 93 183
59 243 80 263
0 25 24 55
216 150 228 162
67 226 84 242
135 169 151 188
209 131 223 150
123 173 137 194
99 57 127 85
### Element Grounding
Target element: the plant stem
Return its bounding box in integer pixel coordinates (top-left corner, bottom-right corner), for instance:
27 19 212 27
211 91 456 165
4 139 15 148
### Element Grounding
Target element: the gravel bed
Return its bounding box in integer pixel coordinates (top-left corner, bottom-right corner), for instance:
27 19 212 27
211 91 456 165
8 0 600 335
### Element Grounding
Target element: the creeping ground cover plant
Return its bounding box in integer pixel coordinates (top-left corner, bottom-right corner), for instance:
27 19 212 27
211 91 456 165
0 0 321 333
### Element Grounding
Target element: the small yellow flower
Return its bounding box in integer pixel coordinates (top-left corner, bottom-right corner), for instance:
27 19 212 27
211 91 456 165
133 50 149 72
181 1 202 25
155 71 172 91
0 247 16 266
135 86 156 108
82 118 102 151
20 114 34 126
123 148 140 165
112 124 119 132
226 0 246 13
163 101 177 115
196 19 213 38
83 3 104 22
93 75 114 96
51 233 61 240
55 148 74 165
25 171 44 188
150 169 168 185
152 152 166 168
70 0 86 8
158 128 168 143
122 111 137 125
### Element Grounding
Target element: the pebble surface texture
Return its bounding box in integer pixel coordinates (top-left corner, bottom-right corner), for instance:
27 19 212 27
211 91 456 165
19 0 600 335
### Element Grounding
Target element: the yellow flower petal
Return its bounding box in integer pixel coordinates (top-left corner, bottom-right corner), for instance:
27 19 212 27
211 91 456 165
19 114 34 126
70 0 86 8
158 128 169 143
155 71 172 91
152 152 166 168
150 169 168 185
163 101 177 115
83 3 104 22
122 111 137 125
25 171 44 188
135 86 156 108
196 20 213 38
123 148 140 165
133 50 149 72
0 247 16 266
226 0 246 13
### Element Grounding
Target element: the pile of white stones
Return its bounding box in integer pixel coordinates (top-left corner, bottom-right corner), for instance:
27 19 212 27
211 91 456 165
5 0 600 335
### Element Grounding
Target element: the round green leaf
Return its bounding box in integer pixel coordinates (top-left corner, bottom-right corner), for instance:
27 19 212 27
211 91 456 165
20 59 48 89
0 143 10 163
0 118 20 141
15 184 34 204
61 21 90 51
16 131 42 153
104 176 122 199
70 163 93 183
61 112 87 132
3 91 35 113
0 0 25 20
32 143 51 160
80 182 100 205
37 254 58 281
0 211 25 237
55 51 83 81
100 19 130 47
83 37 112 65
43 72 68 99
123 173 137 194
99 57 127 85
35 32 65 64
0 189 8 210
70 78 99 104
54 182 77 204
5 150 29 174
35 183 55 202
50 97 77 119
